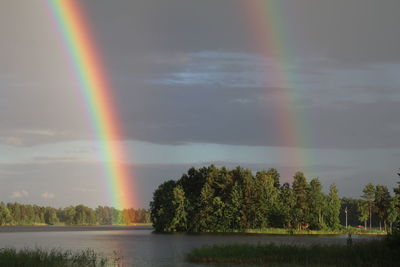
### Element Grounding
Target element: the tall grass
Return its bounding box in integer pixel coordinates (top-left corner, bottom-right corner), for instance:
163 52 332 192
0 247 113 267
186 240 400 266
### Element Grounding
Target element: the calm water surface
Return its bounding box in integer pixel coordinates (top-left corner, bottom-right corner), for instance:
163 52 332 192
0 226 383 266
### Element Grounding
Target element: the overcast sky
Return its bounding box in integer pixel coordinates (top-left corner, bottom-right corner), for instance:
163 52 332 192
1 0 399 208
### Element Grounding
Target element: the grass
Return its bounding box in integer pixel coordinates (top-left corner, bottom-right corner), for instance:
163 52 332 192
0 247 117 267
186 239 400 266
244 227 386 235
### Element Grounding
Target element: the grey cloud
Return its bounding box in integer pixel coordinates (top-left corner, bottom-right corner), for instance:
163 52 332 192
84 0 400 64
10 190 29 199
1 0 399 149
281 0 400 64
41 192 55 199
1 0 400 208
116 80 400 148
32 156 83 163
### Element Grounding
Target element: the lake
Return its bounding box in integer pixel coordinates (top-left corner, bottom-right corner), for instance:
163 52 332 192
0 226 383 266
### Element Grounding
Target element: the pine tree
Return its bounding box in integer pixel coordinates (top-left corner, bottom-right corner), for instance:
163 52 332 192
362 183 375 228
388 197 399 233
358 200 369 229
374 185 391 231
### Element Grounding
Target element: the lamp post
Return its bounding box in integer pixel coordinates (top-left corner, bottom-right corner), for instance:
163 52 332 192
345 206 348 228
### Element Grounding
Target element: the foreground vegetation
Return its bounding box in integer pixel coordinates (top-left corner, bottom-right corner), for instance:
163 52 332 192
0 203 150 226
186 239 400 266
0 247 114 267
151 165 399 233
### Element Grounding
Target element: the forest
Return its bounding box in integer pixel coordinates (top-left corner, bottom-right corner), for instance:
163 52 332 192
0 203 150 226
151 165 400 232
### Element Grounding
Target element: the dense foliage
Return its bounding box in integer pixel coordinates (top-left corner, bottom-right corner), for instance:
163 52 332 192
151 165 400 232
0 203 150 226
151 165 337 232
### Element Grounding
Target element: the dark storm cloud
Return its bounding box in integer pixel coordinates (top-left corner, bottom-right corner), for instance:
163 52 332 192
281 0 400 64
1 0 400 208
114 57 400 148
84 0 400 63
1 0 399 148
78 0 400 148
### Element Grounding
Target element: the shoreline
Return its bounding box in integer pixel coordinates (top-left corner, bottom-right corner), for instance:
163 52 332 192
0 225 153 233
0 225 386 236
244 228 387 235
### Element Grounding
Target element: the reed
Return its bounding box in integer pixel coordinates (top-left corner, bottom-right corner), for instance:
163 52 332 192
186 240 400 266
0 247 112 267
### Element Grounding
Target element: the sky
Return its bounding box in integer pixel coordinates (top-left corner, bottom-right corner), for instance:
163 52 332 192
0 0 399 208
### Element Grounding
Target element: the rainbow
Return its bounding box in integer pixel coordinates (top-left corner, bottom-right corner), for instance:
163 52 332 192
242 0 311 176
45 0 135 209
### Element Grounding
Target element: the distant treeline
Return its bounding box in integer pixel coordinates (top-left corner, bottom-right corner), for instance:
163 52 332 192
0 203 150 226
151 165 400 232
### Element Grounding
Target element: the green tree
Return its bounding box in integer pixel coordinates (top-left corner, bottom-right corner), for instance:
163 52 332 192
238 167 258 229
210 196 226 232
392 171 400 234
62 206 76 226
197 181 217 231
374 185 391 231
358 200 369 229
388 197 399 233
266 168 280 188
74 205 97 225
255 170 279 228
361 183 375 228
0 203 13 225
169 185 188 231
150 180 179 232
95 206 113 225
273 183 295 228
179 166 210 231
326 183 341 229
44 207 59 225
225 182 243 230
307 178 325 229
292 172 309 229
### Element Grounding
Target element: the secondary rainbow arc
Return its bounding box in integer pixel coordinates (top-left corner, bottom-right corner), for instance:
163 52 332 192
242 0 311 176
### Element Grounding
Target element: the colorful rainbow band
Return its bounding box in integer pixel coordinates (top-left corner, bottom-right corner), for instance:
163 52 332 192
46 0 135 209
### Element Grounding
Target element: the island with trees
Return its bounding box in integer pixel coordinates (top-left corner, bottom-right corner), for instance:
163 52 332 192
151 165 399 234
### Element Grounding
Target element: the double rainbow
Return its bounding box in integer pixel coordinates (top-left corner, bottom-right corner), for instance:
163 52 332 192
44 0 310 208
46 0 135 209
